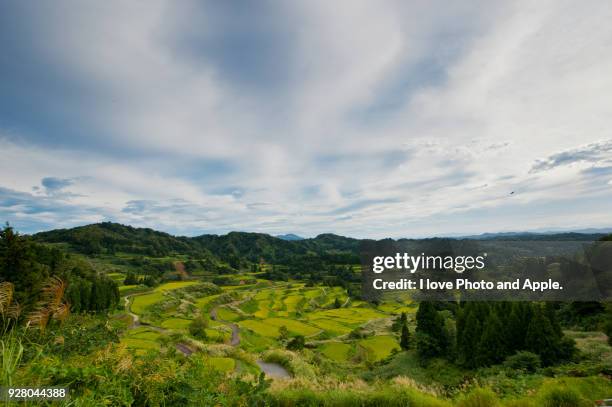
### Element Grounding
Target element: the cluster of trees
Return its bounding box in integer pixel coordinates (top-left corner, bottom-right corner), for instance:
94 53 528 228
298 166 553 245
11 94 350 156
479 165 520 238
1 224 119 316
456 302 574 367
64 276 119 313
123 272 159 287
414 301 577 368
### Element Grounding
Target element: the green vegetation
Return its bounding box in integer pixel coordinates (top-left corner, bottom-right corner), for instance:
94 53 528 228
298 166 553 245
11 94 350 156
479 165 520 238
0 223 609 405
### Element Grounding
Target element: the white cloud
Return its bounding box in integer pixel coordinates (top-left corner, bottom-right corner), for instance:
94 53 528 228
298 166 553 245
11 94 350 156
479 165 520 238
1 0 612 237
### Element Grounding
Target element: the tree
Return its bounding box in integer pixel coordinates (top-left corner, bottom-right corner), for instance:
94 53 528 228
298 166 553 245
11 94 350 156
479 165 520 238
605 318 612 346
0 224 49 305
286 335 305 350
392 312 408 332
416 301 448 359
476 311 506 366
124 272 139 285
400 323 411 350
525 306 558 366
189 316 209 339
333 297 342 309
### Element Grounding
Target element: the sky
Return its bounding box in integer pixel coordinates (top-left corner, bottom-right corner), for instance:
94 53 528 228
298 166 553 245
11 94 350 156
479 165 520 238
1 0 612 239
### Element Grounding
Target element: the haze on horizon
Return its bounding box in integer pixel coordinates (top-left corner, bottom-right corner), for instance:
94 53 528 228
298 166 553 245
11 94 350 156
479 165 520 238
1 1 612 239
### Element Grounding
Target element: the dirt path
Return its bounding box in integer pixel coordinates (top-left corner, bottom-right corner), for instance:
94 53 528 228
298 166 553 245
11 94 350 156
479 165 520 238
210 304 241 346
124 295 140 328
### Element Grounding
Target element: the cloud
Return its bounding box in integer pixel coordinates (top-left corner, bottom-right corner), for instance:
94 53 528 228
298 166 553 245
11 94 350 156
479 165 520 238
1 1 612 238
530 140 612 173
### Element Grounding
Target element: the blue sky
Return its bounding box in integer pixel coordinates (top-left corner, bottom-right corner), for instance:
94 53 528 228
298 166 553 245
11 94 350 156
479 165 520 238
1 0 612 238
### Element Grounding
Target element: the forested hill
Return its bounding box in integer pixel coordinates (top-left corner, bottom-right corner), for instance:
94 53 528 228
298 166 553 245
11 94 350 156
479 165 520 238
32 221 610 265
32 222 605 261
32 222 361 263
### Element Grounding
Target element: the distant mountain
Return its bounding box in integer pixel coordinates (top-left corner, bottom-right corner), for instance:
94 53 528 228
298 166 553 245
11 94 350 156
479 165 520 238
459 230 609 241
276 233 304 241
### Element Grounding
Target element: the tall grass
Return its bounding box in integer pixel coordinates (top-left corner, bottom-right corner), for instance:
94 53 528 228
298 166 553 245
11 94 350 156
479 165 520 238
1 332 24 405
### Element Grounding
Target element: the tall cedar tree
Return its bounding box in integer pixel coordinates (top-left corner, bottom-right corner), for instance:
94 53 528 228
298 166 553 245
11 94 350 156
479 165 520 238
525 305 560 366
415 301 448 358
400 323 411 350
476 311 506 366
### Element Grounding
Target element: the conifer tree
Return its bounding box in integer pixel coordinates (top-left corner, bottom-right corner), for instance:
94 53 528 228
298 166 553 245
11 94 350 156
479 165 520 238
416 301 448 358
476 311 506 366
525 306 558 366
400 323 411 350
458 304 482 368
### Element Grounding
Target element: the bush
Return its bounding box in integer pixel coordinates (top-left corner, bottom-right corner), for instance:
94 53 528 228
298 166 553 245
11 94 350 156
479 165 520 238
503 351 541 373
189 316 209 339
456 388 500 407
286 335 305 351
537 386 590 407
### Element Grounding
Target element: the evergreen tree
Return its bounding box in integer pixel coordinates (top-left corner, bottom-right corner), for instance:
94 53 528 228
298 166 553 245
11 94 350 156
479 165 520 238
400 323 411 350
525 306 558 366
416 301 448 359
392 312 408 332
334 297 342 309
457 304 482 368
476 311 506 366
124 272 139 285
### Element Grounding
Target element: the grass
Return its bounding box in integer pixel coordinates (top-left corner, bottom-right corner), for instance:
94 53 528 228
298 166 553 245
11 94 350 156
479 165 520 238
358 335 400 361
320 342 352 362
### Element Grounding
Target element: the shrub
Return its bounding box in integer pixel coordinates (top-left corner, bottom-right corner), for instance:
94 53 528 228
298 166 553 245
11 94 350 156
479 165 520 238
286 335 305 351
604 318 612 346
503 351 541 373
456 388 500 407
189 316 209 339
537 386 590 407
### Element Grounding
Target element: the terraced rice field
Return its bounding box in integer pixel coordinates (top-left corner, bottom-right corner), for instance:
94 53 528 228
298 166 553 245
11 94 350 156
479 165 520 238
262 318 320 336
130 292 165 314
207 357 236 372
358 335 400 361
121 327 161 353
239 319 280 337
130 281 202 314
160 318 192 330
217 307 241 321
153 281 200 292
122 279 405 368
320 342 352 362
